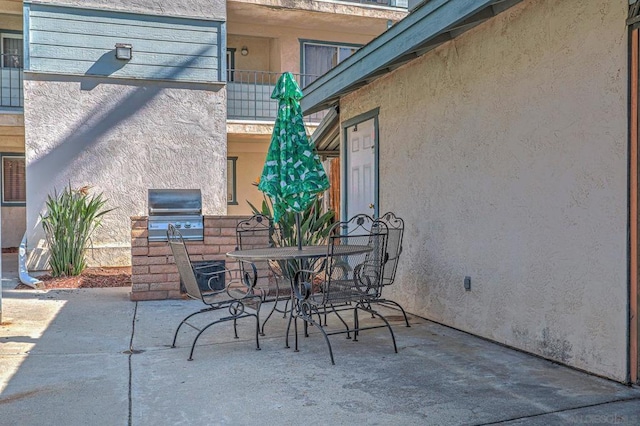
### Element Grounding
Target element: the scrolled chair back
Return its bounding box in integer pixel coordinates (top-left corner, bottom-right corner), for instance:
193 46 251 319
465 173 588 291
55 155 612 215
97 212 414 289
321 214 389 302
378 212 405 286
235 214 278 250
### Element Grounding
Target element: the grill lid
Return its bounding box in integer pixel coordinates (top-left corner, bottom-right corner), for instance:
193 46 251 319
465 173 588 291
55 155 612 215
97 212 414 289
148 189 202 216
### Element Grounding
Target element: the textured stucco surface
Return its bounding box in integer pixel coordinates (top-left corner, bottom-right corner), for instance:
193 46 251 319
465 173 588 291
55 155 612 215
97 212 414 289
32 0 225 20
227 21 379 74
225 3 382 214
23 0 227 268
1 206 25 247
227 137 269 216
0 13 22 29
340 0 629 380
24 76 227 268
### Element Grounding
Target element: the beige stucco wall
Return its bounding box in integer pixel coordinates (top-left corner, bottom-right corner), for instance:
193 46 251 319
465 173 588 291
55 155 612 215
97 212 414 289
227 121 320 215
228 137 269 216
32 0 225 20
0 121 25 248
340 0 629 380
1 206 24 247
0 0 24 248
23 0 228 269
228 35 273 74
0 12 21 30
24 77 227 269
225 2 401 216
0 0 22 16
228 22 380 74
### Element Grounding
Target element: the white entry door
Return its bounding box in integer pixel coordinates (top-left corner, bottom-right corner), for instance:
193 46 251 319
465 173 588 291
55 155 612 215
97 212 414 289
344 115 377 220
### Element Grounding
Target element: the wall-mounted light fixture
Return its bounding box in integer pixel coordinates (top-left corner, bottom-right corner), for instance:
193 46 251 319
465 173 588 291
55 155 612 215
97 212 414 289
115 43 133 60
241 46 249 56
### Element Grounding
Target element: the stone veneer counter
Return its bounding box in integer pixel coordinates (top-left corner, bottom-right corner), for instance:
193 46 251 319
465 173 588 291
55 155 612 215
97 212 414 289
130 215 253 301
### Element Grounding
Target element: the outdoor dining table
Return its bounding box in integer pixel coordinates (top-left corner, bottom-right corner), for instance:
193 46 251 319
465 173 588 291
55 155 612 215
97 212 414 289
226 244 373 262
225 244 374 290
226 244 374 338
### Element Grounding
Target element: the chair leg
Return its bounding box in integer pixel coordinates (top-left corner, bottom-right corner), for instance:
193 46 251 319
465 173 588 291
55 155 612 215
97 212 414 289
171 319 187 348
254 312 261 351
370 309 398 354
294 316 299 352
260 299 278 336
285 309 293 349
300 313 336 365
377 299 411 327
353 306 359 342
319 324 336 365
188 318 225 361
330 305 352 339
171 308 214 348
186 313 260 361
282 298 291 318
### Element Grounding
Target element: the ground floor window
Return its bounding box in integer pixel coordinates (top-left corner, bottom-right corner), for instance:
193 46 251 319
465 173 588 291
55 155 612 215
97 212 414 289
1 153 25 205
227 157 237 205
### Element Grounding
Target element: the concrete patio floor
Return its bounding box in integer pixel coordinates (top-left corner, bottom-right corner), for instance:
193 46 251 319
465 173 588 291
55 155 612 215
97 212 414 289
1 253 640 425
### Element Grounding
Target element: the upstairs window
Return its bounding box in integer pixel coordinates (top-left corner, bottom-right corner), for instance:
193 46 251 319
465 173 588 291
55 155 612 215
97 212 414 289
1 34 23 69
301 41 360 87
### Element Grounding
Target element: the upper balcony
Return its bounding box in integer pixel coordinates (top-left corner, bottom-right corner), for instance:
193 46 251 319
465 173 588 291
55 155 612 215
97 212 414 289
227 70 325 123
227 0 409 36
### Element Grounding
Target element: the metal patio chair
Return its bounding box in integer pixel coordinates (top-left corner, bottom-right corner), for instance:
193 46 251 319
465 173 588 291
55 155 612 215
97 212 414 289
168 224 262 361
287 214 397 364
373 212 410 326
235 214 290 335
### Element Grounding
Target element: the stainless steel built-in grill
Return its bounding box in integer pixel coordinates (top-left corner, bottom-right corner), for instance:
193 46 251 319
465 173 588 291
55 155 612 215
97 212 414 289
148 189 204 242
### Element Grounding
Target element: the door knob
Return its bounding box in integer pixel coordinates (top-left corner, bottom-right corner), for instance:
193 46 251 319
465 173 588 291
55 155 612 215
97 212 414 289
369 203 374 209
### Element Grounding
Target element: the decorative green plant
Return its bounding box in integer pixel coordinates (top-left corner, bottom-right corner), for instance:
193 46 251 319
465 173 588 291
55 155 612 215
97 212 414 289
247 195 335 247
248 194 336 278
41 184 114 277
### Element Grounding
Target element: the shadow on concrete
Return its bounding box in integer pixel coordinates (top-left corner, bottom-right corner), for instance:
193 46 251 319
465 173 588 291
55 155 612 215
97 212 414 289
1 287 639 425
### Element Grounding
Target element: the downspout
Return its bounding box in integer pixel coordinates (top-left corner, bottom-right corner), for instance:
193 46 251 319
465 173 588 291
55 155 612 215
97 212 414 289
19 232 41 288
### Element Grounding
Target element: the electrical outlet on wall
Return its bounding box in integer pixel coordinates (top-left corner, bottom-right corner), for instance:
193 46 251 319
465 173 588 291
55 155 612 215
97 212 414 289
464 276 471 291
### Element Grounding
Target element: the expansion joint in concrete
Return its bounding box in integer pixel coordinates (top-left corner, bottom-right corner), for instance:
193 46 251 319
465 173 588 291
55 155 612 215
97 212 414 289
128 301 138 426
475 395 640 425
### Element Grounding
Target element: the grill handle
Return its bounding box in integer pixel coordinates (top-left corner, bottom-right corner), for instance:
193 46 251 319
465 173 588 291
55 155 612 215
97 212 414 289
149 207 201 215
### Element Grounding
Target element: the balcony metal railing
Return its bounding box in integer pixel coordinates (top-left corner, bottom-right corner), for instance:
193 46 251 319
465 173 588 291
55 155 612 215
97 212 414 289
227 70 325 123
0 54 23 108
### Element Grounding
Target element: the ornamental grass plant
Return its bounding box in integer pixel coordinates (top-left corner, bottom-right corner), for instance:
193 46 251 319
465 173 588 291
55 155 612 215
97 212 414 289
248 195 336 279
41 184 114 277
248 195 335 248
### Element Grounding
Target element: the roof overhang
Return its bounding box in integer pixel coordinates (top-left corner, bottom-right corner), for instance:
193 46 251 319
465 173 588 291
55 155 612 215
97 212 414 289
302 0 525 115
311 107 340 157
